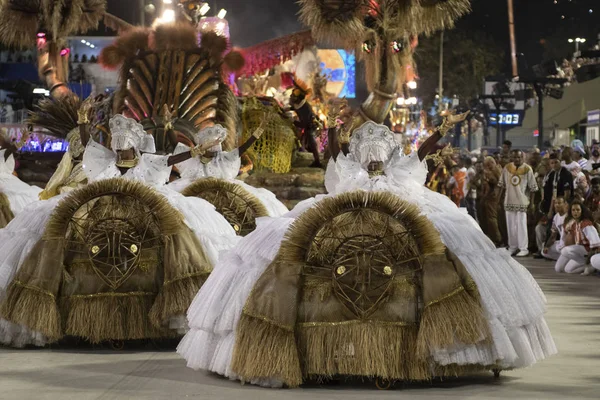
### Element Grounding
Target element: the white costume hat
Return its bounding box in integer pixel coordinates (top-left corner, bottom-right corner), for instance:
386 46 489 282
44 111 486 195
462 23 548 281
194 124 228 153
109 114 156 155
349 121 397 166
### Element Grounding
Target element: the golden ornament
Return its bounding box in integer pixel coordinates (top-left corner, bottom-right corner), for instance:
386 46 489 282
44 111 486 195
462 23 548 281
336 265 346 275
130 244 138 254
91 245 100 254
383 266 393 276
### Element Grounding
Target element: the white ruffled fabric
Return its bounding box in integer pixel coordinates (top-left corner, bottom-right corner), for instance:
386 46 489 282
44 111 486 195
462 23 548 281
0 141 239 347
169 144 288 217
178 149 556 385
0 150 42 215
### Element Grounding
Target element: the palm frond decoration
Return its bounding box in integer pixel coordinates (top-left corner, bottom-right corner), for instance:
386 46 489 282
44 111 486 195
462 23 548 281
26 93 81 138
0 0 106 48
104 24 240 153
298 0 471 49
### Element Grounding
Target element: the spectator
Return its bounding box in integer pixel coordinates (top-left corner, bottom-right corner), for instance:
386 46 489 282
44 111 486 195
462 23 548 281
499 150 538 257
537 196 567 261
555 201 600 274
465 157 477 219
572 145 588 170
570 165 590 202
585 145 600 176
447 160 467 207
560 147 579 174
479 156 503 245
502 140 512 156
584 177 600 222
540 153 574 215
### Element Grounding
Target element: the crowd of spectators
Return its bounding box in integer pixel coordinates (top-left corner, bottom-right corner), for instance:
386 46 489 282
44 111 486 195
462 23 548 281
428 139 600 276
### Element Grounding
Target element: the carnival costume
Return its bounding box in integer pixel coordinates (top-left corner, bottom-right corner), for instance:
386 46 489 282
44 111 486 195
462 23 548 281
178 120 556 387
0 114 238 348
0 149 42 228
169 124 288 234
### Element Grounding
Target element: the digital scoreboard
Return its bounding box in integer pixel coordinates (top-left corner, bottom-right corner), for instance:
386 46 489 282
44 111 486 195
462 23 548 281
488 112 524 126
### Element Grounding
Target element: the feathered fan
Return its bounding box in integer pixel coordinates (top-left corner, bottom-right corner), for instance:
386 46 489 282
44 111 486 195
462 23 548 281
100 23 243 153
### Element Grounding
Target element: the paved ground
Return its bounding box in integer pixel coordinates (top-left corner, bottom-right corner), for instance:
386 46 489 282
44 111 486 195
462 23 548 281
1 257 599 400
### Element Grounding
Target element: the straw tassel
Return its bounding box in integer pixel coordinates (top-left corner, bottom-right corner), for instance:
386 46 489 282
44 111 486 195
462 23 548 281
417 287 490 357
231 314 303 388
0 192 14 228
1 281 62 341
148 272 208 328
298 321 429 381
61 293 172 343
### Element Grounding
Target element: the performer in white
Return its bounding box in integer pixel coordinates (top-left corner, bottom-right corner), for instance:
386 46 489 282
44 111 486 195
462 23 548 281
168 121 288 217
178 114 556 385
499 150 538 257
0 113 238 347
0 130 42 224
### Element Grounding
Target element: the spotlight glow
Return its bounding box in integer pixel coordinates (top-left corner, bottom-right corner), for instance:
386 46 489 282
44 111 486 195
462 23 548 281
199 3 210 16
162 9 175 23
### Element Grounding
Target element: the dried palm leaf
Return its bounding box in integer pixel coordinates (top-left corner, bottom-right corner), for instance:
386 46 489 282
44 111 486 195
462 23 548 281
102 11 133 33
27 94 81 138
0 0 41 48
298 0 471 47
0 0 105 48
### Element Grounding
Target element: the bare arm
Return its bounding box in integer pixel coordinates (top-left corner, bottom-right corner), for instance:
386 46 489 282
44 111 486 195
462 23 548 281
166 138 221 167
238 113 269 156
328 126 340 161
418 131 443 161
326 99 348 161
418 110 470 161
78 123 90 148
77 98 95 147
238 135 258 156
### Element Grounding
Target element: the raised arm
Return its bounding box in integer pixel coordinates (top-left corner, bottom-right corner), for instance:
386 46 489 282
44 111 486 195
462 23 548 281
326 99 348 161
238 112 270 156
238 127 263 156
166 138 221 167
417 110 470 161
77 98 95 147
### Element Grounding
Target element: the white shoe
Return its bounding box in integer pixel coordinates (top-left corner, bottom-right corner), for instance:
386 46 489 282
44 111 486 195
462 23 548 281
515 250 529 257
581 266 595 276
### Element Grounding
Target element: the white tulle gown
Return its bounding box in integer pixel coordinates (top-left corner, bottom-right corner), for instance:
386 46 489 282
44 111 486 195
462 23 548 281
178 149 557 385
0 140 238 347
0 149 42 215
168 144 288 217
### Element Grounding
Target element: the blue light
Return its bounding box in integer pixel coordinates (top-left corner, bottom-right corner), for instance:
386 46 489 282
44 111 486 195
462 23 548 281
20 138 69 152
318 49 356 99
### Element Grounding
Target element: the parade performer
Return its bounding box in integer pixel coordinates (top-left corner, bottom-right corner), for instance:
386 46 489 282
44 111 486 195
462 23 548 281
499 150 538 257
0 129 42 228
31 95 90 200
167 116 288 228
282 72 323 168
178 107 556 386
0 113 238 348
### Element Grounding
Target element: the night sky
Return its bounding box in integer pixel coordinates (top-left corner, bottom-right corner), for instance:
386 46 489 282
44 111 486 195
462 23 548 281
106 0 598 72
